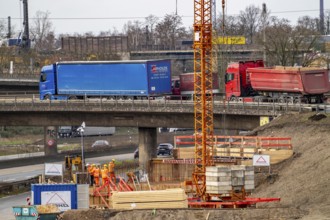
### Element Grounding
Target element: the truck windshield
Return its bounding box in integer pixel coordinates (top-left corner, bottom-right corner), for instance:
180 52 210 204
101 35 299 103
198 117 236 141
225 73 234 83
172 80 180 89
40 72 47 82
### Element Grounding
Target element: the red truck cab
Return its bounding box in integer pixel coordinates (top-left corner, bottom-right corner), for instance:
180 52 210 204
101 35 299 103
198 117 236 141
225 60 264 100
171 76 181 96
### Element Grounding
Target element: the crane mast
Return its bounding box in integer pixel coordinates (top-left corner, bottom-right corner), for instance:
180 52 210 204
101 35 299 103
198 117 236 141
192 0 214 199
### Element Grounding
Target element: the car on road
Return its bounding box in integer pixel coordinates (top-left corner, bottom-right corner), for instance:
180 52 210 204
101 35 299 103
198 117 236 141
92 140 110 148
157 143 174 156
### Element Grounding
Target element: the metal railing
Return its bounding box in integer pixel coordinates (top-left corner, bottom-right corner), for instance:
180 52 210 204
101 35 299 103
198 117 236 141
0 94 325 116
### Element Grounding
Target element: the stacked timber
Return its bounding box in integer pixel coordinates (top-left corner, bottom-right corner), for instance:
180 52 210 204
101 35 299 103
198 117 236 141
259 149 293 164
176 147 217 159
111 188 188 209
205 165 255 194
216 147 256 158
175 147 195 159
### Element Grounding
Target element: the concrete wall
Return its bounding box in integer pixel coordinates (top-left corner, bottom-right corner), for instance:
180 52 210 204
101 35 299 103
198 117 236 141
0 112 260 131
138 127 157 173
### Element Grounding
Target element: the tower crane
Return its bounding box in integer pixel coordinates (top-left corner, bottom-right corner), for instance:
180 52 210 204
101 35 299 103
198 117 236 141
192 0 215 200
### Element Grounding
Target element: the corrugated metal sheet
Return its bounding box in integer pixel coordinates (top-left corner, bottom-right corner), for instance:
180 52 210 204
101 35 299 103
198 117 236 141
77 184 89 209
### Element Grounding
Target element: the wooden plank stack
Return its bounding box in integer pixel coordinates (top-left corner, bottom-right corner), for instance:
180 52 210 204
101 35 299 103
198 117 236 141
175 147 195 159
175 147 217 159
216 147 256 158
111 188 188 209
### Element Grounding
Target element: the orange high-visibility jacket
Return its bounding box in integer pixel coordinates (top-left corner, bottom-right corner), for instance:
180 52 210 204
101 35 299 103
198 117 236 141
108 162 115 173
101 168 109 178
93 167 100 178
88 166 94 174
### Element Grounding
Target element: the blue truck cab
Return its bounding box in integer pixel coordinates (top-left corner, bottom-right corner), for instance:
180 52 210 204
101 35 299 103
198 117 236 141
39 60 172 100
39 64 58 100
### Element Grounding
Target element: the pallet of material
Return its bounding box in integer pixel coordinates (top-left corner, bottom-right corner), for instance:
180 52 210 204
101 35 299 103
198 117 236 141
111 188 188 209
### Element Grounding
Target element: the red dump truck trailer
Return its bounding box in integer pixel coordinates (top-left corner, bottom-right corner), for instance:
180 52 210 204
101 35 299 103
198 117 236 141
225 60 330 103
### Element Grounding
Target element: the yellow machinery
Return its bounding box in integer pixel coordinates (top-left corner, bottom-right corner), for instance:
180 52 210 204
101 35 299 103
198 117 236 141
64 155 83 183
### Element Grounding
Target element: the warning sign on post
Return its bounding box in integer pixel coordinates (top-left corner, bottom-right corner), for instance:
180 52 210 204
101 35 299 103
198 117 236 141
45 163 63 176
253 155 270 166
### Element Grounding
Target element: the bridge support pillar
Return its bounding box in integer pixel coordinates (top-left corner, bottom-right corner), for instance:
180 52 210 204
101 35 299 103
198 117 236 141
138 127 157 174
44 126 58 156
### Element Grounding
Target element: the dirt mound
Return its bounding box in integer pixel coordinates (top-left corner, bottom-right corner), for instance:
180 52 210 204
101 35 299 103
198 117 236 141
62 208 306 220
252 112 330 219
62 112 330 219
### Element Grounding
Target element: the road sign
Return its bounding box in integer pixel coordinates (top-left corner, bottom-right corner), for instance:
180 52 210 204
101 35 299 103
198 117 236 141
45 163 63 176
47 139 54 146
253 154 270 166
260 116 270 126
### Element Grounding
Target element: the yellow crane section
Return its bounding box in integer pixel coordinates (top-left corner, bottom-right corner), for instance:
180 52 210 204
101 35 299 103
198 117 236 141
192 0 215 200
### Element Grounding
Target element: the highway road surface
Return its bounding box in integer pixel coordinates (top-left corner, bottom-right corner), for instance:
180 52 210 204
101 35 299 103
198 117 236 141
0 153 134 183
0 153 134 219
0 192 30 220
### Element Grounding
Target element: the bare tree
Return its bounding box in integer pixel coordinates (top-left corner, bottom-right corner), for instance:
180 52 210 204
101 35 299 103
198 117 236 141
145 15 159 45
261 17 292 66
239 5 262 44
154 14 189 49
293 16 321 66
30 11 54 52
123 20 145 50
0 20 7 39
257 16 321 66
216 14 243 36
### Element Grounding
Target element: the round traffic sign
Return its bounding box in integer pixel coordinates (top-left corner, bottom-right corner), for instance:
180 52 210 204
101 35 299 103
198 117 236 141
47 139 55 146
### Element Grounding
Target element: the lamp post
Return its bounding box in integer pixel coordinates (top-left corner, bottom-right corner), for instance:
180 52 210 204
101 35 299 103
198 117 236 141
77 122 86 173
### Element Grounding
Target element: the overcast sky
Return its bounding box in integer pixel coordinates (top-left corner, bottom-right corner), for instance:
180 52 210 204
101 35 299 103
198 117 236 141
0 0 329 35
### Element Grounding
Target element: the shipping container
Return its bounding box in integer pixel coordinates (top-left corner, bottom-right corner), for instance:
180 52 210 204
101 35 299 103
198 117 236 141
31 184 77 211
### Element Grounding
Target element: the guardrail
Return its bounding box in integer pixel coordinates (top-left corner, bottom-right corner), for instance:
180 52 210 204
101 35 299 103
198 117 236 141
175 135 292 149
0 95 324 116
174 135 293 161
0 177 39 194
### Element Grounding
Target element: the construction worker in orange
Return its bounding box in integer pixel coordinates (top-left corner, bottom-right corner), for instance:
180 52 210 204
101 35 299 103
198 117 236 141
108 159 116 183
101 164 109 186
93 165 101 186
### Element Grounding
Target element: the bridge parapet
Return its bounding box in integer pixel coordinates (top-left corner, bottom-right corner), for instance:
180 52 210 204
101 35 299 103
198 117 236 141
0 96 316 116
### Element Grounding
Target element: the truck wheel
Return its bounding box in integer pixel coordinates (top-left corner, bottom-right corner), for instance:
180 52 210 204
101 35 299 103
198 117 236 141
44 95 50 100
230 96 237 102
